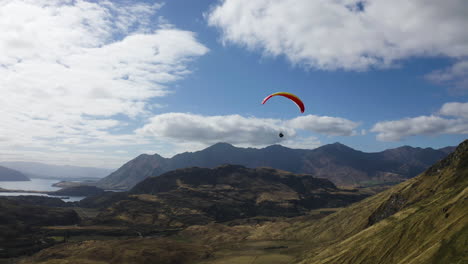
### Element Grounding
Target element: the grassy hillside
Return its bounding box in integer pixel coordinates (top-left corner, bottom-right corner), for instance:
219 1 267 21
284 139 468 263
19 238 211 264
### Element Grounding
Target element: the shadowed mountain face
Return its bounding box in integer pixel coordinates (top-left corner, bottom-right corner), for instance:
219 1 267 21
97 142 454 189
97 153 167 190
92 165 368 228
0 165 30 181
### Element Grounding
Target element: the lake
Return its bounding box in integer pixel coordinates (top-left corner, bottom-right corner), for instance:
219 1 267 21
0 178 61 191
0 178 85 202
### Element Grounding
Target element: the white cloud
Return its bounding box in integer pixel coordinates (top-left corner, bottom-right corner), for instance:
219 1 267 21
439 102 468 118
371 102 468 141
425 60 468 92
136 112 358 147
281 136 321 149
207 0 468 70
0 0 208 165
137 113 294 146
287 115 359 136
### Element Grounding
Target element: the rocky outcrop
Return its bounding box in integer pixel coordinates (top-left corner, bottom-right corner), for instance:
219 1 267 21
367 193 407 226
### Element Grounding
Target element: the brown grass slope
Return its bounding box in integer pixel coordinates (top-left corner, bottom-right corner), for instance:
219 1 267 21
19 238 211 264
279 139 468 264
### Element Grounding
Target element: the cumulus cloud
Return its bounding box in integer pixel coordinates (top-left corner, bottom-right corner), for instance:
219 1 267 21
0 0 208 164
439 102 468 118
287 115 359 136
136 113 359 147
136 113 294 146
207 0 468 70
372 102 468 141
425 60 468 92
281 136 322 150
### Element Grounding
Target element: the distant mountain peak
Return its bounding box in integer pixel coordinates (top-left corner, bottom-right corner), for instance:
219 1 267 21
331 142 345 145
318 142 357 152
136 153 164 159
438 146 457 155
264 144 290 150
208 142 235 149
201 142 238 153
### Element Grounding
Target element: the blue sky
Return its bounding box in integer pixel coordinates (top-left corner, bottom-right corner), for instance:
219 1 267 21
0 0 467 168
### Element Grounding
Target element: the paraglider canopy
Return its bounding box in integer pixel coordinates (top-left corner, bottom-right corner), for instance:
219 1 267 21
262 92 305 113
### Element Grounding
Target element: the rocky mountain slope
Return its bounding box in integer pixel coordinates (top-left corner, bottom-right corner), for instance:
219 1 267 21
0 165 30 181
98 142 454 189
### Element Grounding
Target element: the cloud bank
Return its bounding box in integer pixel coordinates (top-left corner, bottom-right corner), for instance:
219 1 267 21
372 102 468 141
137 112 360 146
0 0 208 165
208 0 468 70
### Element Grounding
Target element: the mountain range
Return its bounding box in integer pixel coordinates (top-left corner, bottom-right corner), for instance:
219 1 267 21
0 161 114 180
97 142 455 189
174 140 468 264
287 139 468 263
0 166 30 181
16 141 467 264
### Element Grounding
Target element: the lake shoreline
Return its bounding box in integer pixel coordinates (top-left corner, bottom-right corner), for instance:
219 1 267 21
0 179 86 202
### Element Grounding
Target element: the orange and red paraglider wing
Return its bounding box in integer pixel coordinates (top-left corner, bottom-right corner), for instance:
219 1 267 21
262 92 305 113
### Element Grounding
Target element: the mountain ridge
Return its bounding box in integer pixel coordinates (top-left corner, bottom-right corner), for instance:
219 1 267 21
268 139 468 263
0 165 30 181
98 142 456 190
